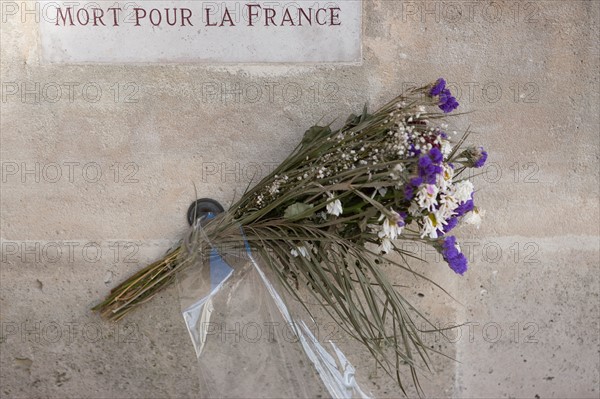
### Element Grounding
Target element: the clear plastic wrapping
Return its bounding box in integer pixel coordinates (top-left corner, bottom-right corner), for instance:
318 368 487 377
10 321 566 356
177 223 370 398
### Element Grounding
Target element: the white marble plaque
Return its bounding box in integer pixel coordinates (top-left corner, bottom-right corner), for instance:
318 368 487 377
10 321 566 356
37 1 362 63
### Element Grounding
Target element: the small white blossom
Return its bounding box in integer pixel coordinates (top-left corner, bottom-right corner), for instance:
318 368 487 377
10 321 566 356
371 209 405 254
440 140 453 157
269 182 280 195
378 237 393 254
420 213 445 239
291 245 310 258
326 194 343 216
416 184 439 212
452 180 474 203
437 193 459 219
377 211 403 241
463 208 485 228
436 163 454 191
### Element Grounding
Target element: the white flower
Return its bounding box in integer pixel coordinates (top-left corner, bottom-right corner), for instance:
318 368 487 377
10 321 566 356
378 210 404 241
291 245 309 258
269 181 280 195
437 193 459 220
420 212 445 239
416 184 439 212
390 164 405 180
463 208 485 228
436 163 454 191
326 195 343 216
440 140 453 157
378 237 393 254
373 209 404 254
452 180 474 203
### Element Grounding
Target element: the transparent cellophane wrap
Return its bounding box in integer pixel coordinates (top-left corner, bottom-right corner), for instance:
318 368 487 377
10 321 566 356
177 224 370 399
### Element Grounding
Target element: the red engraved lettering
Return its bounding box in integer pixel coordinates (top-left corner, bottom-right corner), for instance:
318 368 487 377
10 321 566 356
205 7 216 26
264 7 275 26
281 8 295 26
107 7 121 26
92 8 106 26
56 7 75 26
247 4 261 26
149 9 162 26
165 8 177 26
315 8 327 25
77 8 90 25
330 7 341 25
298 8 312 26
221 7 235 26
180 8 193 26
133 8 146 26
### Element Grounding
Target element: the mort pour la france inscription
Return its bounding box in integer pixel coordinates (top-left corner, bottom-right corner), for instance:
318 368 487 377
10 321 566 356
39 1 362 63
54 5 343 28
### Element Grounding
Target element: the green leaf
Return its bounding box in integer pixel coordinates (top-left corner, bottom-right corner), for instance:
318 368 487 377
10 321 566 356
301 125 331 145
283 203 314 220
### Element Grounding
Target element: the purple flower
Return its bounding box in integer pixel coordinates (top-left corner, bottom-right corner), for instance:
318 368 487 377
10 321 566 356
439 88 451 102
474 147 488 168
438 88 459 113
417 148 444 184
435 216 458 237
454 198 474 217
397 214 406 227
440 100 459 113
404 177 423 200
408 143 421 157
429 147 443 164
445 216 459 232
410 176 423 186
404 186 413 200
429 79 460 112
418 156 434 179
460 146 488 168
442 236 468 275
430 78 446 96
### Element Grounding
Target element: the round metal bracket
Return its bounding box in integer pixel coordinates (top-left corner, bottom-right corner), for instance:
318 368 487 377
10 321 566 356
187 198 225 226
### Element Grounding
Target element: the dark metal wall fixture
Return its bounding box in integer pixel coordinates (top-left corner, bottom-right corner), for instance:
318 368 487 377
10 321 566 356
187 198 225 226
